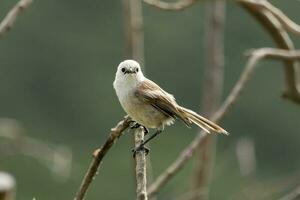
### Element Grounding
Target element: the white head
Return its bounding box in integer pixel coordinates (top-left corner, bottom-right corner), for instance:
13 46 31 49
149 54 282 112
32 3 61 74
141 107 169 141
114 60 145 87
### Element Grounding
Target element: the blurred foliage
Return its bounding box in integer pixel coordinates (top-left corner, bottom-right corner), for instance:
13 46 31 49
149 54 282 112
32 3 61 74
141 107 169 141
0 0 300 199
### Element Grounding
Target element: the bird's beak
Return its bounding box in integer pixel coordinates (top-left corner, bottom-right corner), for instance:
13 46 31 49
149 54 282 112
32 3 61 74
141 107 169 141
125 67 136 74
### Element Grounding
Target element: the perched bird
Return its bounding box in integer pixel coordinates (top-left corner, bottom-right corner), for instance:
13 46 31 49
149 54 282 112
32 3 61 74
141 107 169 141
113 60 228 154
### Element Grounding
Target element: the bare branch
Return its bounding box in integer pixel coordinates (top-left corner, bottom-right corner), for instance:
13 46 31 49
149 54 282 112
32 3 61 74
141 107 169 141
148 48 300 197
238 0 300 104
244 0 300 36
134 128 148 200
246 48 300 60
0 0 33 38
143 0 199 11
74 116 132 200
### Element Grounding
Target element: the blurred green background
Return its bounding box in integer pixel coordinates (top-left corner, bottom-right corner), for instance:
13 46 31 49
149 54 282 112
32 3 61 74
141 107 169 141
0 0 300 199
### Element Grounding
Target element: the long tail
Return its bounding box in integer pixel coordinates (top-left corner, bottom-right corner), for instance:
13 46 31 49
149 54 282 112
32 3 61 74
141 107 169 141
177 106 228 135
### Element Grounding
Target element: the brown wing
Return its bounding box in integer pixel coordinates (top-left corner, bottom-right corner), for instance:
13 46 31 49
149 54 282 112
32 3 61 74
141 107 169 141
135 79 191 127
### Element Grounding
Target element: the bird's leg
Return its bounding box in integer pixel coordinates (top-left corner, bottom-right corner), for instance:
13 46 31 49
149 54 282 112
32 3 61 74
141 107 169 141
132 129 162 157
130 122 149 134
142 126 149 134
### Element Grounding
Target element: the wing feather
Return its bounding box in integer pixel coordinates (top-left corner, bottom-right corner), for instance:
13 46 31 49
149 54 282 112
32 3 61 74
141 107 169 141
135 79 191 127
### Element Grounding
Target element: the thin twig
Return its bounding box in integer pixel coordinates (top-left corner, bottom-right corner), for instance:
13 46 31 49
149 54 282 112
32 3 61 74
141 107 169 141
134 128 148 200
143 0 200 11
147 48 300 197
191 1 226 200
0 0 33 38
74 116 132 200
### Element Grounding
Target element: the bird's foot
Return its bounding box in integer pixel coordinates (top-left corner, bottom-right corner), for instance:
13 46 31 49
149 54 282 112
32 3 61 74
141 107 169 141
130 122 149 135
131 145 150 158
130 122 141 129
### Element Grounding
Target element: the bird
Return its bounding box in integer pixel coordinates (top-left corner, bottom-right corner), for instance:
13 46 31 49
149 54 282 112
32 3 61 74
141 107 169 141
113 60 228 155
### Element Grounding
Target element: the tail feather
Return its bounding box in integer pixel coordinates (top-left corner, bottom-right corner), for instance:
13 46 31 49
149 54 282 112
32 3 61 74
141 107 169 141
177 106 228 135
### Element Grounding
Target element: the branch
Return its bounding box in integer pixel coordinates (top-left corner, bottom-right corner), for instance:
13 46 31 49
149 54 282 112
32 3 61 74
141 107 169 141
238 0 300 104
0 0 33 38
74 116 132 200
134 128 148 200
142 0 199 11
245 0 300 36
147 48 300 197
123 0 145 66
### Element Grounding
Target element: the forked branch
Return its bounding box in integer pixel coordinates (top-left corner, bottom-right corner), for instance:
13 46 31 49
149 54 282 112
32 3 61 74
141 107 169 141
238 0 300 104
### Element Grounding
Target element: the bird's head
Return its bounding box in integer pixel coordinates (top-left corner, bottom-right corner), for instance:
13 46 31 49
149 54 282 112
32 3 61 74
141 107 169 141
115 60 145 84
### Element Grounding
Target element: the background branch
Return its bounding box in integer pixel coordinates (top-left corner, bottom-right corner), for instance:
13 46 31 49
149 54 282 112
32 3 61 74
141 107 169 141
0 0 33 38
278 186 300 200
191 1 226 200
246 0 300 36
123 0 145 66
0 118 72 181
74 116 131 200
143 0 199 11
238 0 300 104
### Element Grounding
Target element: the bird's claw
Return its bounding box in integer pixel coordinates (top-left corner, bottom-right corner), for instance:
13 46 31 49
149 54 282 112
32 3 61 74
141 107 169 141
131 145 150 157
130 122 149 135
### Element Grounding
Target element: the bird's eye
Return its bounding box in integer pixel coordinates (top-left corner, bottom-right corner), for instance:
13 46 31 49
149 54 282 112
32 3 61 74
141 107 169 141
121 68 125 73
136 68 139 72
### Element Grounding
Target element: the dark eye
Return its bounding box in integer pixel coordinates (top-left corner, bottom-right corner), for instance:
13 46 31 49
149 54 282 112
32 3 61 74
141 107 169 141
136 68 139 72
121 68 125 73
